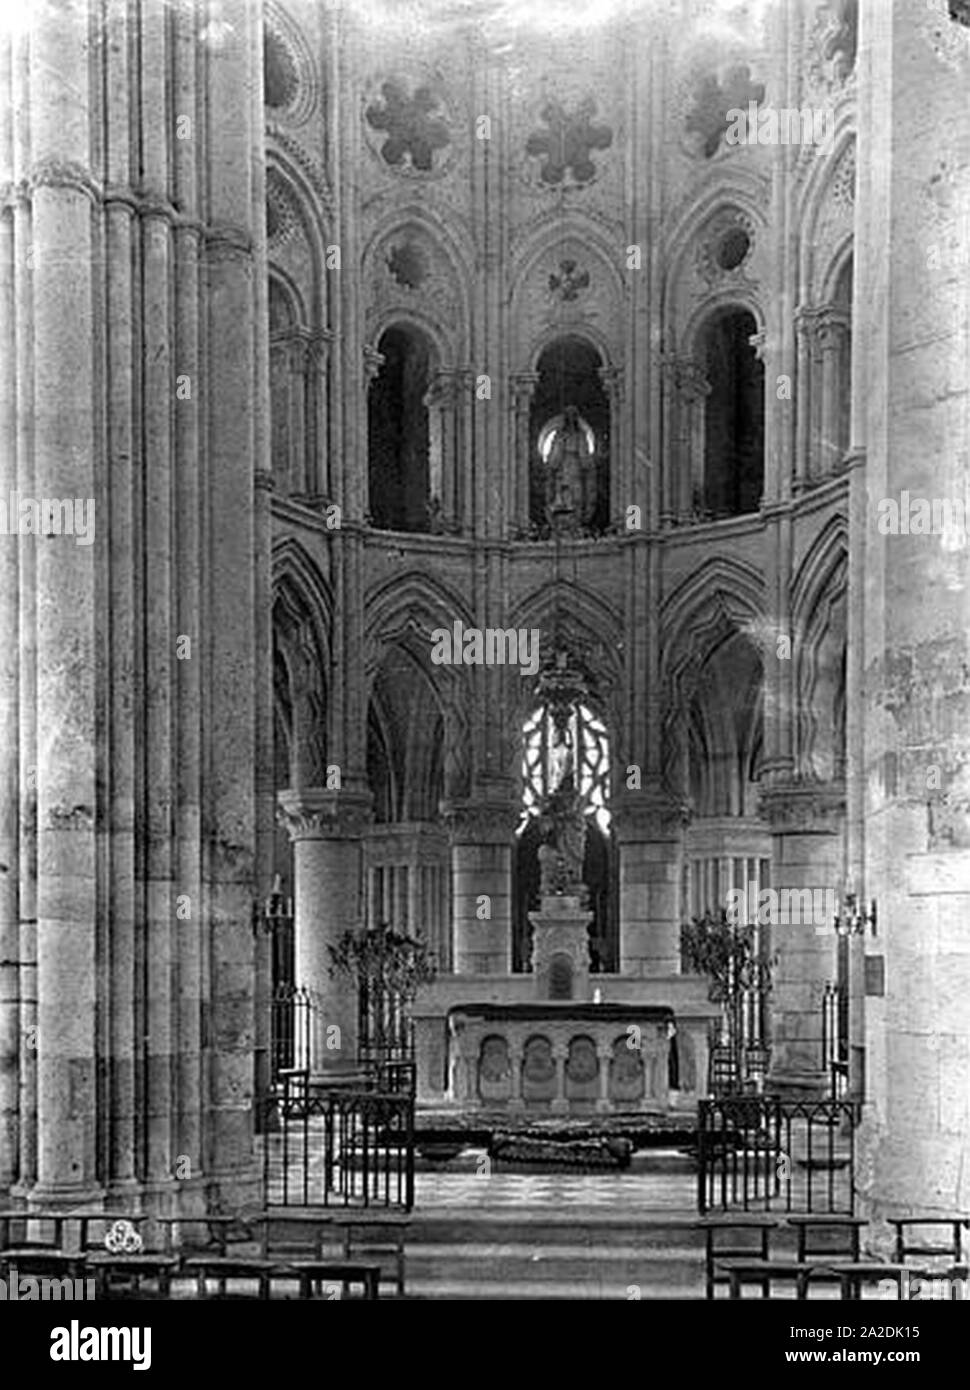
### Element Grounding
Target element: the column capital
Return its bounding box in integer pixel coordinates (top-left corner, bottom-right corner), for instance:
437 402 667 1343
612 789 691 842
658 353 711 402
748 329 768 362
308 329 334 370
276 787 373 841
598 363 626 402
758 779 846 834
362 345 385 383
509 371 541 407
440 798 519 845
423 367 465 410
272 327 314 373
814 306 850 352
795 303 849 351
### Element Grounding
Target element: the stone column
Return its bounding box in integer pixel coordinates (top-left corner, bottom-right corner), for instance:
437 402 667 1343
854 0 970 1231
508 1045 524 1114
614 790 687 977
307 330 333 501
792 306 819 491
203 0 262 1205
551 1043 568 1115
664 357 710 520
274 330 309 497
599 364 626 527
0 28 17 1185
361 346 384 520
28 0 101 1203
509 372 539 533
443 802 516 975
171 0 205 1197
815 307 850 476
596 1043 612 1114
760 782 844 1093
424 368 463 529
278 790 371 1073
12 23 37 1195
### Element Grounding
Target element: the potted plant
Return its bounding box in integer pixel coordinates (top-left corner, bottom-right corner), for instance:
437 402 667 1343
680 908 773 1092
328 921 436 1065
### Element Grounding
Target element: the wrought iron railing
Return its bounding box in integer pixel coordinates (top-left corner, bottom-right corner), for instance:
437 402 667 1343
263 1069 415 1210
270 984 315 1083
697 1096 860 1215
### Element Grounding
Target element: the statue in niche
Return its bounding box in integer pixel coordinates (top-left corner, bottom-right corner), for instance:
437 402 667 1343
537 764 589 902
545 406 597 535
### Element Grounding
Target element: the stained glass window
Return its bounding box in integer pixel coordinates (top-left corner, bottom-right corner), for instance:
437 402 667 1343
518 701 611 835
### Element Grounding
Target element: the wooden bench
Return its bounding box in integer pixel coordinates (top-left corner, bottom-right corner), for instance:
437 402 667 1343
787 1213 867 1263
825 1261 929 1301
0 1249 88 1281
85 1252 181 1298
0 1208 73 1253
154 1213 261 1257
181 1254 285 1300
716 1258 829 1300
67 1211 150 1254
258 1209 336 1260
281 1259 380 1300
695 1215 778 1299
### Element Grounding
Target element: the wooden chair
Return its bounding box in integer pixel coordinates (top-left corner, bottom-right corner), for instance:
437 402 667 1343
695 1214 778 1299
890 1215 968 1268
332 1212 410 1297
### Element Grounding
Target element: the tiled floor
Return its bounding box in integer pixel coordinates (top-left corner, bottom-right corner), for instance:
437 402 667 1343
414 1168 696 1211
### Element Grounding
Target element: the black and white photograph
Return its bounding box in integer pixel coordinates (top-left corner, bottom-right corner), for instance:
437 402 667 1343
0 0 968 1360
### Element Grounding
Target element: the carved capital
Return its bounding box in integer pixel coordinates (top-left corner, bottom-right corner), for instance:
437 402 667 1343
276 787 373 841
29 157 101 205
758 780 846 834
598 364 625 403
274 327 312 374
612 790 690 842
813 306 850 353
308 330 334 371
440 798 519 845
423 367 463 411
363 345 386 384
510 371 541 410
748 329 768 362
659 354 711 402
